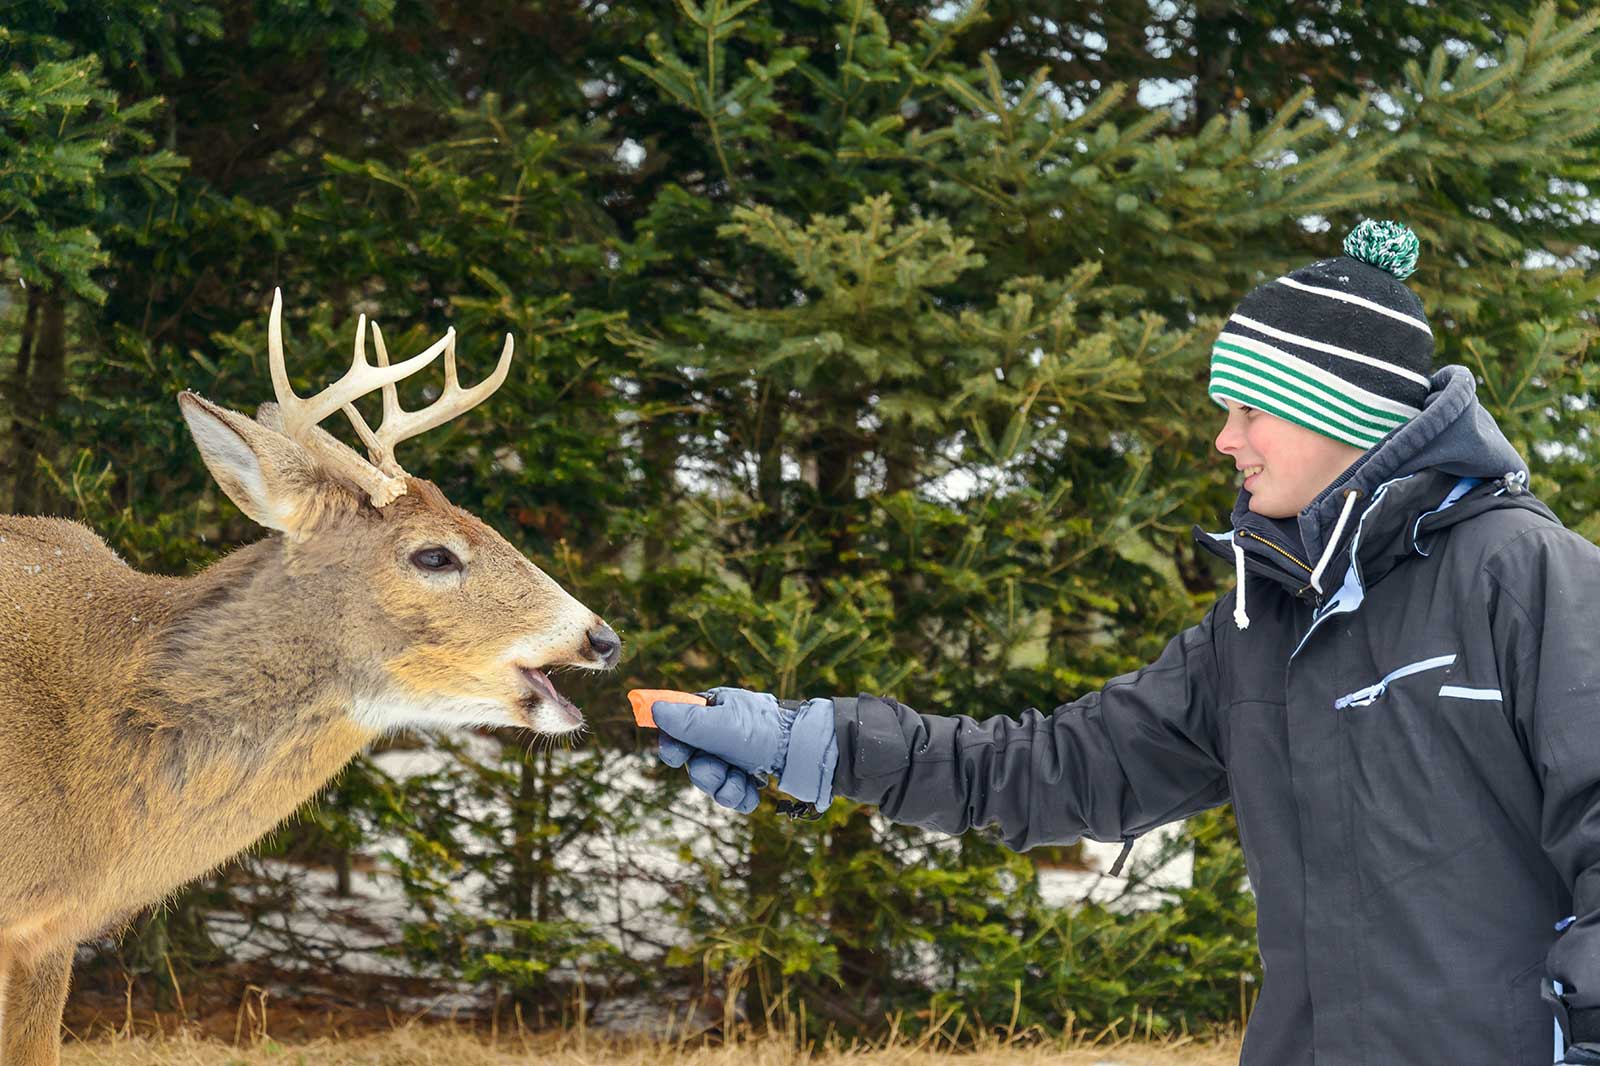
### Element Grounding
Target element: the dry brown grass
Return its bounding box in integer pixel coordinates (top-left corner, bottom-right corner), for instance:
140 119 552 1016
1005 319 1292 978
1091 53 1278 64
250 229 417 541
59 963 1243 1065
60 1024 1244 1066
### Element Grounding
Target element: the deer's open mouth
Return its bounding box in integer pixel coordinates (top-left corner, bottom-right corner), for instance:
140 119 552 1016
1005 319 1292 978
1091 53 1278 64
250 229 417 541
517 665 584 730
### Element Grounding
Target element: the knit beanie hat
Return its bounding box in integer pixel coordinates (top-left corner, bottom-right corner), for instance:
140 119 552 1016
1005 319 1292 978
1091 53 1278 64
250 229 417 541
1208 220 1433 449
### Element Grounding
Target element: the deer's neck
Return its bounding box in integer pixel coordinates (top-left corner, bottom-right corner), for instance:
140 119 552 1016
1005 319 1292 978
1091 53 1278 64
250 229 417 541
111 537 377 842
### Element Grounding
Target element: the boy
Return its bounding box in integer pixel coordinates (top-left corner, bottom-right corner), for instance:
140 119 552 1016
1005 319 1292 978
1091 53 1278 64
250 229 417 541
651 222 1600 1065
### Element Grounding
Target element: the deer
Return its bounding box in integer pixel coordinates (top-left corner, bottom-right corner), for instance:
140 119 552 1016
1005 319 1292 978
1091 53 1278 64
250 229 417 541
0 291 621 1065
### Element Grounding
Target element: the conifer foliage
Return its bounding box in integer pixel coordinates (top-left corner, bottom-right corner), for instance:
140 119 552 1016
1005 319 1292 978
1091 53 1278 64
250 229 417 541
3 0 1599 1040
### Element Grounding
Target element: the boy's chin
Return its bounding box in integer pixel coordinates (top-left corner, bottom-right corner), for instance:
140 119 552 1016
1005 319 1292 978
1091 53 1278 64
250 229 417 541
1245 494 1297 520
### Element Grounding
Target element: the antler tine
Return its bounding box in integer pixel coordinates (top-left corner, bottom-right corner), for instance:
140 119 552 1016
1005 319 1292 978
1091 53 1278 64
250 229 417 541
267 288 448 444
390 329 515 442
267 288 294 416
341 324 515 477
339 320 399 467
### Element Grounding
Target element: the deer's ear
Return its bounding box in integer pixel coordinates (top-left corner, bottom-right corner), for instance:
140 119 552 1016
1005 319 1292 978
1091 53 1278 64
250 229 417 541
178 391 335 537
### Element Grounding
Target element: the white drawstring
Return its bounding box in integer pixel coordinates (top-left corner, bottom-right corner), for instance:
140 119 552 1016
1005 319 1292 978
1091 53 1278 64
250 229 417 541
1232 487 1359 629
1232 539 1250 630
1309 489 1361 593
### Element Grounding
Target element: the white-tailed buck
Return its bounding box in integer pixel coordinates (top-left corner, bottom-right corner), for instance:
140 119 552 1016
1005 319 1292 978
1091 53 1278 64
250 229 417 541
0 292 619 1065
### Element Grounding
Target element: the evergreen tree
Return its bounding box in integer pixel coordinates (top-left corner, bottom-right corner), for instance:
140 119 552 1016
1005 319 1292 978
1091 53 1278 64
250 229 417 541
0 17 190 509
3 0 1598 1041
616 0 1600 1032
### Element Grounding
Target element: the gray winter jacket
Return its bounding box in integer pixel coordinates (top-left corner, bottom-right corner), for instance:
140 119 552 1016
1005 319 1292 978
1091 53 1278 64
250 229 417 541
831 366 1600 1065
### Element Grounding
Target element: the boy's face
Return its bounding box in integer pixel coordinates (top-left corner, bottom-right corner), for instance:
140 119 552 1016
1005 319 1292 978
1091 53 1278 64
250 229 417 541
1214 402 1366 519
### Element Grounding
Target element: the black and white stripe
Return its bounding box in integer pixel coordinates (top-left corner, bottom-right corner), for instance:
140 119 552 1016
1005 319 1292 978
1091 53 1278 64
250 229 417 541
1208 250 1436 447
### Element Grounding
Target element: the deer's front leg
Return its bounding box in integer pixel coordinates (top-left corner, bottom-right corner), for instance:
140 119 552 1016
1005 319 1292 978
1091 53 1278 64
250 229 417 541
0 941 72 1066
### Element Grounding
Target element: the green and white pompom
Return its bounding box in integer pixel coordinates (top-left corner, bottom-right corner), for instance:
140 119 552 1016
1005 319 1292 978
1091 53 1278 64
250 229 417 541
1342 219 1420 280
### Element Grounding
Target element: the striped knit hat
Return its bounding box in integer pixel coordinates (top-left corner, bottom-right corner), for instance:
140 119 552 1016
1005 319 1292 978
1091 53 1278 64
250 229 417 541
1208 220 1433 449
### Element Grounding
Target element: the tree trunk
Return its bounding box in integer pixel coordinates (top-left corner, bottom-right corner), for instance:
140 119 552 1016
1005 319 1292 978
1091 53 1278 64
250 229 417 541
882 423 915 497
1191 6 1238 133
3 287 41 512
751 381 787 597
334 849 352 897
814 427 893 1012
534 746 554 926
505 742 549 1013
813 430 858 585
640 380 686 574
9 285 67 514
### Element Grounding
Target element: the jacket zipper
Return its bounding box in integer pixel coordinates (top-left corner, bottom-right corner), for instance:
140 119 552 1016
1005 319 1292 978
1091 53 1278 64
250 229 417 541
1238 529 1314 575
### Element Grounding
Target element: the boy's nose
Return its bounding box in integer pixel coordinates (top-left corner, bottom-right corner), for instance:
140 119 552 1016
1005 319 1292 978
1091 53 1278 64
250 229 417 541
1214 407 1243 456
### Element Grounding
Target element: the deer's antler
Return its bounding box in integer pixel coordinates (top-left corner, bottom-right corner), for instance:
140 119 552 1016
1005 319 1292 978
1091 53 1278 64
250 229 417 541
264 288 514 506
340 321 514 479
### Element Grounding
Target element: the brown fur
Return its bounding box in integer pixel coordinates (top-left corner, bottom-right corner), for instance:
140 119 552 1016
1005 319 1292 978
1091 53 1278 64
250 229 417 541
0 398 612 1065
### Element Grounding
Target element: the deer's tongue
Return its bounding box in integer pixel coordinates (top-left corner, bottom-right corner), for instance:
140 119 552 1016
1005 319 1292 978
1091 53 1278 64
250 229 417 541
520 666 579 715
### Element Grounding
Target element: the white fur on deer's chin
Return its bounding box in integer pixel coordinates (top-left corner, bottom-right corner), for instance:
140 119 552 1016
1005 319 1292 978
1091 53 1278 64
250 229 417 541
347 686 584 736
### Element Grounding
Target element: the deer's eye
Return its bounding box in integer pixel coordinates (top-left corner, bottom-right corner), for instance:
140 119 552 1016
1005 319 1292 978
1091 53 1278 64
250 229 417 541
410 547 461 573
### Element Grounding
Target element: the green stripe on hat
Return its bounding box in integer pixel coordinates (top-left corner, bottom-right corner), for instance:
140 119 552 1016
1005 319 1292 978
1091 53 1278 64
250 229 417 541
1207 328 1420 449
1209 362 1400 447
1209 378 1387 449
1212 341 1415 425
1209 372 1385 447
1211 350 1407 434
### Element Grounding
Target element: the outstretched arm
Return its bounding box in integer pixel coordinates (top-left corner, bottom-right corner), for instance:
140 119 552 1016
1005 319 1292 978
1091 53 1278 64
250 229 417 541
831 605 1231 851
654 603 1231 853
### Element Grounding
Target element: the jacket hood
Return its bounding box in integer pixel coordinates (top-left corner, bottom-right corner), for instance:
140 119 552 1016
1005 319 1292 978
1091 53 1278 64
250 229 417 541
1296 364 1528 564
1198 365 1550 604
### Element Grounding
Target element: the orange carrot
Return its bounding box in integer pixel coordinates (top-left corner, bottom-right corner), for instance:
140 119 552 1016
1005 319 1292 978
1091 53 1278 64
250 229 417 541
628 688 707 728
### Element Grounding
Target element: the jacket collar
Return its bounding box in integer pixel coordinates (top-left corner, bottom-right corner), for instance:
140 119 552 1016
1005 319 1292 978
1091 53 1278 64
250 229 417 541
1197 366 1539 606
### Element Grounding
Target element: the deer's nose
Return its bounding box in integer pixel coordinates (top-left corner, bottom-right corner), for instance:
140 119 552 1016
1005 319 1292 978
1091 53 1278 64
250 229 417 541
585 622 621 668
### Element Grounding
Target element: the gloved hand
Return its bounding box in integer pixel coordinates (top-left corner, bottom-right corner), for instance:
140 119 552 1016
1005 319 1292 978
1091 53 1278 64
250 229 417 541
1564 1045 1600 1065
653 687 838 814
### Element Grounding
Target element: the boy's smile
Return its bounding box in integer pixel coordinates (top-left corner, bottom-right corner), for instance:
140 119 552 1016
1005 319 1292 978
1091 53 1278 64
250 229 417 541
1214 401 1368 519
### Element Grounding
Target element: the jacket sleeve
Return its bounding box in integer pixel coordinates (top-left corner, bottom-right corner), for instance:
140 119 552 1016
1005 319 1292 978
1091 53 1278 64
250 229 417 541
829 603 1231 852
1487 527 1600 1016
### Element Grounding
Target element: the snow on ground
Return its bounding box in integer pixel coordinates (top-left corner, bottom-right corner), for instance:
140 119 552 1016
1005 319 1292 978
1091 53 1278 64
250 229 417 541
200 739 1199 1026
1037 829 1195 912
